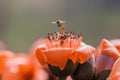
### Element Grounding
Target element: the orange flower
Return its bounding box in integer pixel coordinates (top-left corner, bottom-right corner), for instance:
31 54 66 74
0 50 52 80
36 20 95 70
1 53 33 80
30 51 56 80
0 50 15 74
2 53 51 80
29 38 58 80
110 39 120 53
95 39 120 73
107 57 120 80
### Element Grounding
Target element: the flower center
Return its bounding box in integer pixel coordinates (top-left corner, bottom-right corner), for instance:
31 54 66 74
46 20 82 48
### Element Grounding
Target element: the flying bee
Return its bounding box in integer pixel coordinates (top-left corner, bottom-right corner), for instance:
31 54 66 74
52 20 66 27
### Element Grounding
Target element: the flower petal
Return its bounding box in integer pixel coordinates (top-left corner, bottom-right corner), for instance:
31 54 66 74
95 39 120 73
95 54 115 73
110 39 120 53
36 48 47 66
0 50 15 74
107 58 120 80
102 39 120 59
44 48 73 70
74 44 95 64
69 52 78 64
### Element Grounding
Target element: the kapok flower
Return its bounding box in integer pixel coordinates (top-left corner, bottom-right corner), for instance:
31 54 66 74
95 39 120 79
29 43 57 80
0 50 15 74
2 52 54 80
1 53 33 80
107 57 120 80
95 39 120 73
36 20 95 71
110 39 120 53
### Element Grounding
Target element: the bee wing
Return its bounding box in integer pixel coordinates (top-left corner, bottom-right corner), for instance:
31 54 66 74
62 21 66 24
51 21 56 24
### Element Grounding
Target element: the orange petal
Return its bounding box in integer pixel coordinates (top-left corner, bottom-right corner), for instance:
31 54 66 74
29 39 47 55
2 72 22 80
94 44 102 60
95 39 120 73
0 50 15 74
107 58 120 80
95 39 120 60
95 54 115 73
69 52 78 64
36 48 47 66
110 39 120 53
33 68 49 80
44 48 73 70
102 39 120 59
107 75 120 80
74 44 95 64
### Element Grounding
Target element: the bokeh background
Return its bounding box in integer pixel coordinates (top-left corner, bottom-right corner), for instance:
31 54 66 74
0 0 120 52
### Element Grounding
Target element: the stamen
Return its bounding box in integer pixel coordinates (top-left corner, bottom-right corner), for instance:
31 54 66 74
47 33 53 42
61 25 65 36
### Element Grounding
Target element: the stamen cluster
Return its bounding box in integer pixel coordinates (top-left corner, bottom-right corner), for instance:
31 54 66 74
47 32 82 48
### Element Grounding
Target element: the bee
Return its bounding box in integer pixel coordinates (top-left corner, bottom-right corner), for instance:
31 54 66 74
52 20 66 27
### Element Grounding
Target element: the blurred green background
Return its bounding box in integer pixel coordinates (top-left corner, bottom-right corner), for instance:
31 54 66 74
0 0 120 52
